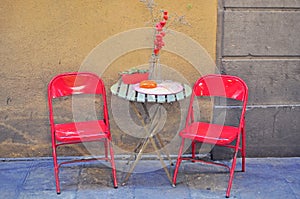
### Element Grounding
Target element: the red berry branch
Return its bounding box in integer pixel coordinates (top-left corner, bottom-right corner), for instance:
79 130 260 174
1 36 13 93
153 11 168 56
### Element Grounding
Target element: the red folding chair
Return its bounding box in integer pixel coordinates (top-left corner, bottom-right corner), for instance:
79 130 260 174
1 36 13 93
48 72 118 194
172 74 248 198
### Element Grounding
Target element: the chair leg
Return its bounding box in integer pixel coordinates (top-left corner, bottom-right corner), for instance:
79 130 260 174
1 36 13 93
226 152 238 198
191 140 196 160
172 138 185 187
108 140 118 188
52 146 61 194
104 140 108 160
241 128 246 172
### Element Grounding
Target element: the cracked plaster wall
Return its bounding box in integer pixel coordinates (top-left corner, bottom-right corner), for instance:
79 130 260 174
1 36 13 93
0 0 218 157
1 0 299 158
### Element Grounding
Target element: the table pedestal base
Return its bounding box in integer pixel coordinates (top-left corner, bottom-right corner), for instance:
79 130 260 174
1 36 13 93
121 102 173 185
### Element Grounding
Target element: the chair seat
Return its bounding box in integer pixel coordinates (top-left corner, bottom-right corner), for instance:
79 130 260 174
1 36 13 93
55 120 109 142
179 122 239 145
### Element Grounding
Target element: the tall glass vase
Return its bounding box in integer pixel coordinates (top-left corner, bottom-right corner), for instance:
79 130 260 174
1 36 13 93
148 54 161 81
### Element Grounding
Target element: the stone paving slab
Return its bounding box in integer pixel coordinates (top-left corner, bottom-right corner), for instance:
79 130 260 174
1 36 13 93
0 157 299 199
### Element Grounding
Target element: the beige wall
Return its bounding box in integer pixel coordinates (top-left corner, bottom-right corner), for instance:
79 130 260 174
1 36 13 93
0 0 217 157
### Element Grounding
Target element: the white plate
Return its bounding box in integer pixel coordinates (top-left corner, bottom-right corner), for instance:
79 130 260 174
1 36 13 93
133 81 183 95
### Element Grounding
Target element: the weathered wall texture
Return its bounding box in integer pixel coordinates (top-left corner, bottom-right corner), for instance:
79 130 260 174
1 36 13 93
215 0 300 157
0 0 218 157
1 0 298 159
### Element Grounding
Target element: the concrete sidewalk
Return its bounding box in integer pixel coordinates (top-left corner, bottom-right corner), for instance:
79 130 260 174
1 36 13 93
0 157 299 199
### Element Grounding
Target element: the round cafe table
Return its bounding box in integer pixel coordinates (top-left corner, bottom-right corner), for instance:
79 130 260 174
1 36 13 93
111 79 192 185
111 79 192 103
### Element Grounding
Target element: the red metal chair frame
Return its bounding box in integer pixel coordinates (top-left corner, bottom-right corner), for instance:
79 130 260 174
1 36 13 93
172 74 248 198
48 72 118 194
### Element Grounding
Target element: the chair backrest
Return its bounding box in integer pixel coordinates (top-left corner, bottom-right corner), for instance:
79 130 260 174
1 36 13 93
48 72 105 98
193 74 248 101
48 72 109 126
187 74 248 127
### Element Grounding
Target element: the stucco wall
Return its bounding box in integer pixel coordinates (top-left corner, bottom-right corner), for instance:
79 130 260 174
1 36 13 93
2 0 298 159
0 0 218 157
